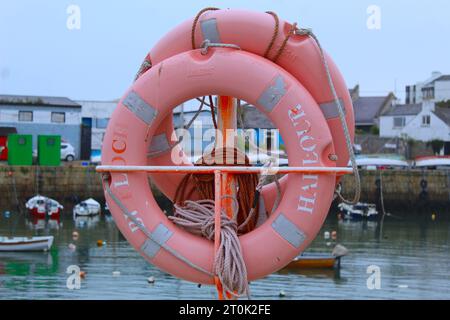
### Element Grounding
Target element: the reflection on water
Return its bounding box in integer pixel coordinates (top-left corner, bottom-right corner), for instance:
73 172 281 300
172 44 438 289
0 201 449 300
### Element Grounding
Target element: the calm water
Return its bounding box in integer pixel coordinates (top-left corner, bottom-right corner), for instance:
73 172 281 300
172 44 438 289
0 202 449 300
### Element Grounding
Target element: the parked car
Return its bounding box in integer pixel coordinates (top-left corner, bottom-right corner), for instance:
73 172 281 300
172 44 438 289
61 142 76 161
33 142 76 161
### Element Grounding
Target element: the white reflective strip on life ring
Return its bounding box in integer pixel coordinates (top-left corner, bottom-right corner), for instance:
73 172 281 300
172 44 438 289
319 99 346 120
271 214 306 248
257 75 288 113
200 18 221 44
140 223 174 258
123 91 158 126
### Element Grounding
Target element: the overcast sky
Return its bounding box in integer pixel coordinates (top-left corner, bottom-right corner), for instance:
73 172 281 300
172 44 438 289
1 0 449 102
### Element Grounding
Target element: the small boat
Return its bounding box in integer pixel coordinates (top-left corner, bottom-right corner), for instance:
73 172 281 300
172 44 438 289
285 253 338 269
73 198 101 217
338 202 378 220
352 154 409 170
414 156 450 169
283 245 348 270
25 195 63 218
0 236 54 252
74 215 100 229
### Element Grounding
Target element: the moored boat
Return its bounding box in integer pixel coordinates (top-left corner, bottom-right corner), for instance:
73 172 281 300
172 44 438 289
352 154 409 170
284 245 349 270
73 198 101 217
414 156 450 169
25 195 63 218
338 202 379 220
0 236 54 252
284 253 338 269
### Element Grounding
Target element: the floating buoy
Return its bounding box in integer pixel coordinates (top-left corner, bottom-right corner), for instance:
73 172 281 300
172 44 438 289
80 271 86 278
279 290 286 298
147 276 155 284
331 231 337 240
97 240 104 247
112 271 121 276
324 231 330 239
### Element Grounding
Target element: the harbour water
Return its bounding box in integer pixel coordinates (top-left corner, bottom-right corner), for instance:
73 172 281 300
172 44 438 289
0 202 449 300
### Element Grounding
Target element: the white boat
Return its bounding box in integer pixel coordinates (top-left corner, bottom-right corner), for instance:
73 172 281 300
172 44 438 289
338 202 379 220
414 156 450 169
25 195 63 218
73 198 101 216
0 236 54 252
351 156 409 170
74 214 100 228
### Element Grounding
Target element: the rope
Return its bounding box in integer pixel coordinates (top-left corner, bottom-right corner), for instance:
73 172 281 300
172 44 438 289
174 147 260 233
134 56 152 82
272 23 298 63
101 173 214 277
200 39 241 55
169 199 250 298
295 27 361 205
264 11 280 59
191 7 220 49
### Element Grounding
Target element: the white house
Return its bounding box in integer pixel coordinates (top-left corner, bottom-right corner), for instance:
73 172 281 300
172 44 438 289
380 101 450 144
405 71 450 104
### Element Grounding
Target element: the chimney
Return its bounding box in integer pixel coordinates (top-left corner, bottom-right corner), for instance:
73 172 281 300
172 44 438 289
431 71 442 78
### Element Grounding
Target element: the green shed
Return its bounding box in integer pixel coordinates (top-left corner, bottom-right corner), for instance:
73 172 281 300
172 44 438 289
7 134 33 166
38 135 61 166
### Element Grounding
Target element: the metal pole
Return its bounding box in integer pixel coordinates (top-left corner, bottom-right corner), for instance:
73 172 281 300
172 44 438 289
215 96 238 300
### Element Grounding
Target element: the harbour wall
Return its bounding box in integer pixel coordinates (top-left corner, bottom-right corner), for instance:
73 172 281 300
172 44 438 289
0 165 449 213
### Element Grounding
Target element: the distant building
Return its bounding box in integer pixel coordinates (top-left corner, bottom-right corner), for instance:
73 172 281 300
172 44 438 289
350 85 396 132
0 94 82 159
379 101 450 153
76 100 118 159
405 71 450 104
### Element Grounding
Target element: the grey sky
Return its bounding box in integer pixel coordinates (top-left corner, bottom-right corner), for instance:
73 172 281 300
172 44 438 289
1 0 449 102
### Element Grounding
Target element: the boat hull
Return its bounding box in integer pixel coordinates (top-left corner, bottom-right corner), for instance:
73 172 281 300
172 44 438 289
284 254 339 269
0 236 54 252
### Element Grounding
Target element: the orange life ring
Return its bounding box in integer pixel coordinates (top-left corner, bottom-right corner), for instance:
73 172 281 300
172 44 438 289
139 9 354 213
101 48 337 284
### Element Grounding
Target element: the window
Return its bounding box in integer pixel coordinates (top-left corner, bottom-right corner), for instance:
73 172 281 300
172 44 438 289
422 115 431 126
422 87 434 100
51 112 65 123
18 111 33 122
95 118 109 129
393 117 405 128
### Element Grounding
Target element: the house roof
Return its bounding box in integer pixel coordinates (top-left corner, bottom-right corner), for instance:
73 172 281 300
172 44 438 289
0 94 81 108
422 75 450 88
433 107 450 126
353 95 393 125
382 104 422 116
0 127 17 136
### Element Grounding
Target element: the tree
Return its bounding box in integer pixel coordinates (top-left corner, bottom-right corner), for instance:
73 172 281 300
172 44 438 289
370 125 380 135
436 100 450 109
427 139 445 155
